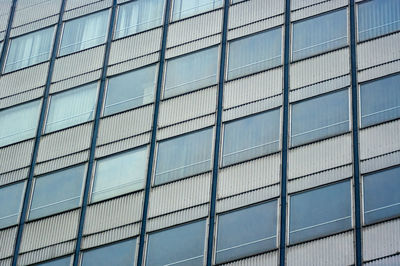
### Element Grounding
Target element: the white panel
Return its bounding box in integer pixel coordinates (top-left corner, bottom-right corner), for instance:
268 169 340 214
291 0 348 21
0 86 44 110
222 250 278 266
17 241 75 266
287 231 354 266
10 17 58 38
365 255 400 265
0 140 35 174
0 167 29 187
107 52 159 77
288 133 352 179
0 227 17 259
165 35 221 59
0 2 12 36
65 0 104 10
63 0 112 21
12 0 61 28
34 150 89 176
358 61 400 83
50 69 102 94
291 0 327 10
0 258 11 266
361 150 400 175
95 132 150 158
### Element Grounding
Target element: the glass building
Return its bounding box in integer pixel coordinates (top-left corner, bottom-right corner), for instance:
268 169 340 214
0 0 399 265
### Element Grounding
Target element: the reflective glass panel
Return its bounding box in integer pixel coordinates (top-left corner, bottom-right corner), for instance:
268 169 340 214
0 182 25 229
172 0 223 21
36 256 71 266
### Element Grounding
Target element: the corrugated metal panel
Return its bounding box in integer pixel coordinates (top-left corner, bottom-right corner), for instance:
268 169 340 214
0 167 29 187
63 0 112 21
97 105 153 146
0 140 35 174
107 52 160 77
290 48 350 90
216 184 280 214
224 67 283 109
363 218 400 262
17 240 75 266
146 204 209 233
167 9 223 48
365 255 400 265
222 250 278 266
52 45 105 83
165 35 221 59
288 164 352 193
0 86 44 110
159 86 217 127
148 173 211 218
0 258 11 266
288 133 352 179
287 231 354 266
359 120 400 160
65 0 104 10
50 70 102 94
218 153 281 199
0 62 49 99
157 115 215 141
12 0 61 28
358 60 400 83
83 191 144 235
20 210 80 253
222 95 282 122
109 28 162 66
358 32 400 71
289 75 350 103
37 123 93 162
291 0 348 21
95 132 150 158
361 150 400 174
82 222 140 250
0 226 17 259
34 150 89 176
10 17 58 38
0 2 12 38
291 0 327 11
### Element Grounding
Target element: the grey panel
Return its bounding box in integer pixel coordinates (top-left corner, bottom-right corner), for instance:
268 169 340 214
361 150 400 175
0 86 44 110
12 0 61 28
10 16 58 38
0 2 12 36
107 52 160 77
358 60 400 83
63 0 113 21
221 250 278 266
50 70 102 95
291 0 348 21
34 150 89 176
0 167 29 187
95 132 151 158
0 226 17 259
0 258 11 266
0 140 35 174
157 115 215 140
165 35 221 59
365 255 400 265
291 0 328 11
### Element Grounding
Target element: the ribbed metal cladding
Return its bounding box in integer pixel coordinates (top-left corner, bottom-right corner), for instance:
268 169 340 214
165 36 221 59
357 32 400 71
95 132 151 158
63 0 113 21
0 2 12 41
36 122 94 162
359 120 400 160
12 0 61 28
0 227 17 259
148 173 212 218
0 168 29 187
291 0 348 21
218 153 281 199
0 258 11 266
363 218 400 262
290 48 350 90
358 60 400 83
19 210 80 253
0 140 35 174
50 70 102 95
158 86 217 127
157 115 215 140
288 133 353 179
291 0 327 10
83 191 144 235
286 231 355 266
10 17 59 38
0 86 44 110
360 150 400 174
34 150 89 176
222 250 278 266
107 52 160 77
365 254 400 265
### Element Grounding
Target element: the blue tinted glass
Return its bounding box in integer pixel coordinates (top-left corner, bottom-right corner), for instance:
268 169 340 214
291 90 349 147
289 181 352 244
146 220 206 266
292 8 347 60
363 166 400 225
0 182 25 229
172 0 223 21
358 0 400 42
360 74 400 128
216 201 277 264
35 256 71 266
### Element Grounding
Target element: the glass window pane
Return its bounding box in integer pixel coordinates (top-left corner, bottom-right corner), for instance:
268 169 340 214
360 74 400 128
216 201 277 264
358 0 400 42
0 100 41 147
222 109 280 166
228 27 282 80
146 220 206 266
45 83 98 133
59 10 110 56
115 0 165 39
289 181 352 244
29 165 85 220
91 147 148 203
292 8 347 61
0 182 25 229
5 26 54 73
164 46 218 98
155 128 213 185
172 0 223 21
290 89 349 147
36 256 71 266
81 238 136 266
363 166 400 225
104 65 157 116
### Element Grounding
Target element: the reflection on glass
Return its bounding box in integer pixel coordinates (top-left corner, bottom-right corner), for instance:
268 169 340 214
0 182 25 229
172 0 223 21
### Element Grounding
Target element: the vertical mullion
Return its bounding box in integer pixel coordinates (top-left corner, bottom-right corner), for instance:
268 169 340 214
0 0 17 74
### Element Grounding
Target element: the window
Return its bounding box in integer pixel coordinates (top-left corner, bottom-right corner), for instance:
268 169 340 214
45 83 98 133
4 26 55 73
358 0 400 42
360 74 400 128
91 147 148 203
363 166 400 225
36 256 72 266
290 89 349 147
0 100 41 147
227 27 282 80
164 46 218 98
104 64 157 116
289 181 352 244
292 8 347 61
216 201 277 264
222 109 280 167
59 10 110 56
115 0 165 39
146 220 206 266
29 165 85 220
172 0 223 21
0 182 25 229
154 128 213 185
81 238 136 266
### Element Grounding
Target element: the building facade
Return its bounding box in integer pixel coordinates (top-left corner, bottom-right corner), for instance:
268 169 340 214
0 0 399 265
